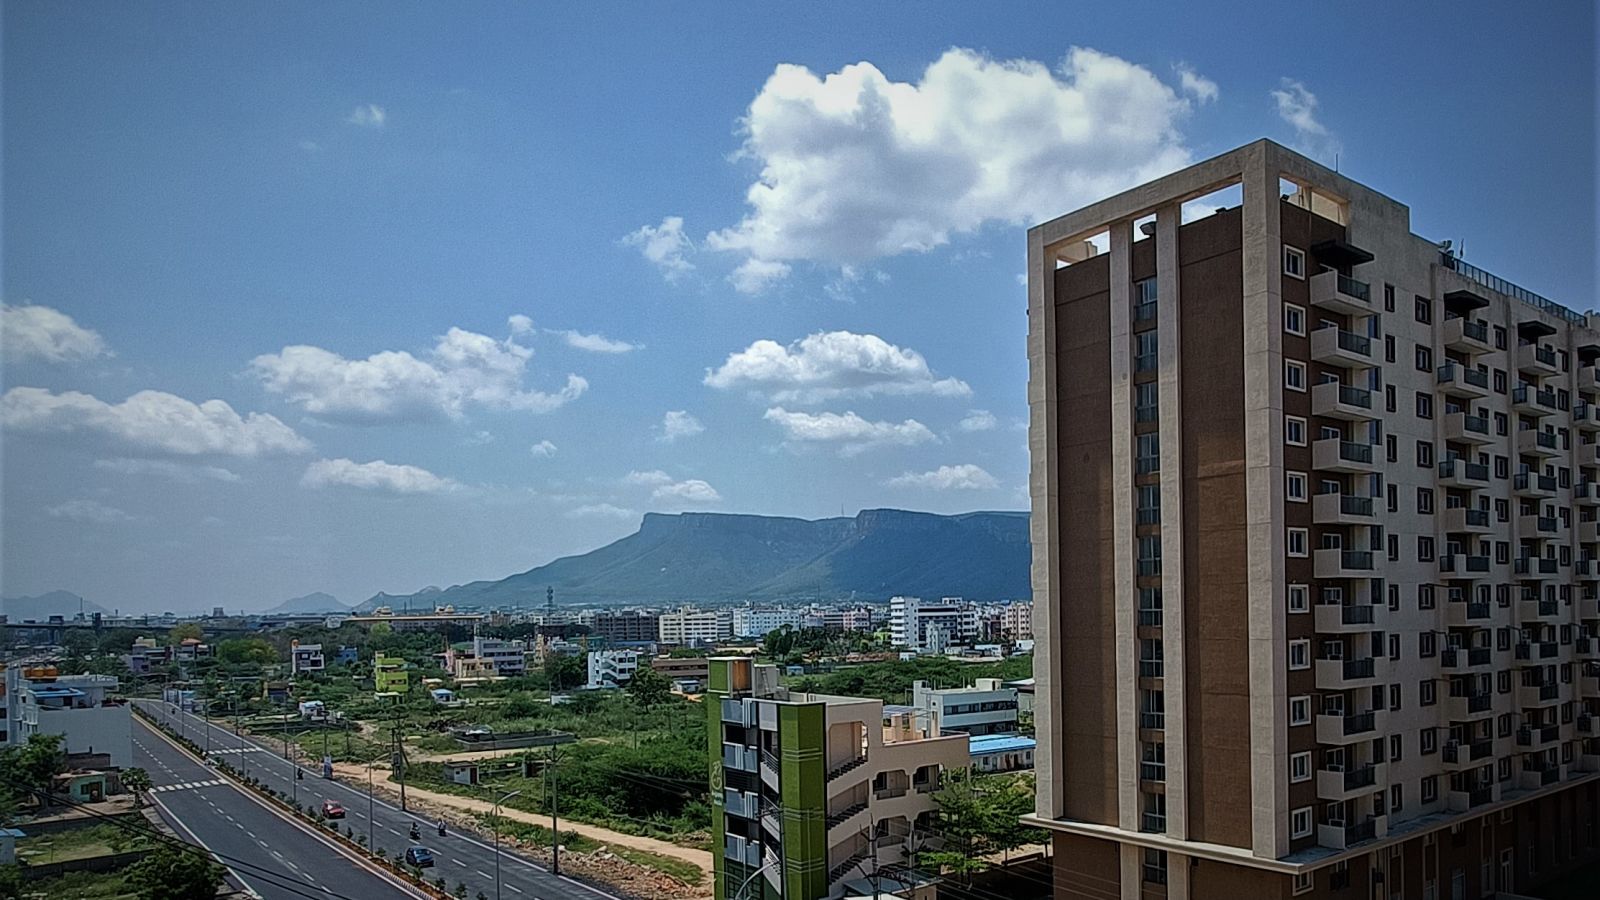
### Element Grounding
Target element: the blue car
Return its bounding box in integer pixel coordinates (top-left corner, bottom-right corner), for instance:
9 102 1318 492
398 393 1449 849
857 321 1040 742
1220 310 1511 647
404 847 434 868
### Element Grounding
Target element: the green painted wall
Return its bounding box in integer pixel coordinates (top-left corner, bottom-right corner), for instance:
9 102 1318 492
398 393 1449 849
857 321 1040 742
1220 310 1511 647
778 703 827 900
707 659 732 900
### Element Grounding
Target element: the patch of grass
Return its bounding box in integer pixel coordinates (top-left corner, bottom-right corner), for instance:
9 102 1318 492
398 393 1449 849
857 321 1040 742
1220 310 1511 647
15 823 150 864
610 846 704 886
20 869 140 899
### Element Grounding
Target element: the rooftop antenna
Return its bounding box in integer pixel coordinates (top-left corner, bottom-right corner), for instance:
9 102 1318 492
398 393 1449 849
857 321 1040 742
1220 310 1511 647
546 586 555 617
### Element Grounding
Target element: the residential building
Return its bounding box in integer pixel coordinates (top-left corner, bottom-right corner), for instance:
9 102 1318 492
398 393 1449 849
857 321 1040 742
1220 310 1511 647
587 649 642 689
289 641 324 675
651 655 710 692
446 637 528 680
590 610 660 644
3 665 131 767
969 733 1036 774
998 600 1033 641
658 606 732 646
888 596 976 651
910 678 1019 736
707 656 968 900
1027 139 1600 898
731 607 806 638
373 653 409 696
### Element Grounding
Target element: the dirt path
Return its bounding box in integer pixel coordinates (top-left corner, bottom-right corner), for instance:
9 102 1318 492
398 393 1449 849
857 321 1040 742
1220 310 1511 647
330 762 713 877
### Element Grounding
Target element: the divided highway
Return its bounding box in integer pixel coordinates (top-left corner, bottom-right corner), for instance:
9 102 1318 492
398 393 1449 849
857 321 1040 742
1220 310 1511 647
133 715 420 900
134 699 621 900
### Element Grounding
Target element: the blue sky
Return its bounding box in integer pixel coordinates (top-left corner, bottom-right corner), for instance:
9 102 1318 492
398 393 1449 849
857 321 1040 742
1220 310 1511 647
3 2 1595 613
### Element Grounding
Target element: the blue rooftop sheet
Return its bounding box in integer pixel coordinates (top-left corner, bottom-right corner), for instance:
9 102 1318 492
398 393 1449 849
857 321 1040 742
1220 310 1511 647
968 734 1037 754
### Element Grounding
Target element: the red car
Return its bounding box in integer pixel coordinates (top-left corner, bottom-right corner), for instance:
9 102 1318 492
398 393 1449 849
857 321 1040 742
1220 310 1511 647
322 800 346 819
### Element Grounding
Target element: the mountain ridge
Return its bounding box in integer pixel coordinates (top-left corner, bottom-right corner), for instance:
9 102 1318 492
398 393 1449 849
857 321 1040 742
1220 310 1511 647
0 591 111 621
357 508 1030 610
259 592 349 615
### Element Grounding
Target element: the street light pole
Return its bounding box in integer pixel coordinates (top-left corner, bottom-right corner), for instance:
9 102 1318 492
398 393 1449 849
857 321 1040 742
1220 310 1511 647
730 859 780 900
492 789 522 900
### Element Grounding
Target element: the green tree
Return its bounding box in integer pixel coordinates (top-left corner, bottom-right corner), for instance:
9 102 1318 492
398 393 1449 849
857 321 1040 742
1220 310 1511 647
626 665 671 709
545 654 585 691
918 768 1043 883
125 842 227 900
122 767 153 808
503 692 539 719
168 623 204 644
216 638 278 666
0 733 66 811
0 863 23 900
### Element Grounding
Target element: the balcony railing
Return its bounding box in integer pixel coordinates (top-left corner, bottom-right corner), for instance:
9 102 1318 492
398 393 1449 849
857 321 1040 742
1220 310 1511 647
1441 647 1493 668
1337 274 1371 303
826 754 868 781
826 801 869 830
1341 712 1375 735
1438 363 1490 391
1442 253 1584 322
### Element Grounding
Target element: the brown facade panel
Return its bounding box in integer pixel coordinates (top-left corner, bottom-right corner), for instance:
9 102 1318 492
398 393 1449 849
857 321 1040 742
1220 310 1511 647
1052 832 1122 900
1055 259 1118 826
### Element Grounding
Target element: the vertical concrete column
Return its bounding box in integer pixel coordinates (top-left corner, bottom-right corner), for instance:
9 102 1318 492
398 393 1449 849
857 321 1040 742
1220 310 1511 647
1155 203 1188 841
1241 144 1289 859
1107 222 1139 833
1119 843 1142 900
1166 851 1192 900
1027 229 1065 819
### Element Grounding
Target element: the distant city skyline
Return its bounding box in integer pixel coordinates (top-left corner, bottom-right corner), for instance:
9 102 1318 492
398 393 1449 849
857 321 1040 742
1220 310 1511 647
3 3 1594 611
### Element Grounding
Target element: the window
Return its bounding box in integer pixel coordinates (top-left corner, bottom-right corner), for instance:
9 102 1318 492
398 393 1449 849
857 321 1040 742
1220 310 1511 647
1417 440 1434 468
1389 633 1401 661
1284 303 1305 336
1283 245 1305 279
1387 533 1398 562
1134 331 1158 373
1420 632 1437 657
1386 434 1398 463
1417 536 1435 562
1138 639 1164 678
1142 848 1167 885
1134 277 1158 322
1287 527 1308 557
1285 360 1306 392
1384 334 1396 363
1285 416 1306 446
1494 411 1508 436
1415 295 1432 324
1290 807 1313 839
1421 729 1437 754
1385 384 1396 413
1134 381 1159 423
1138 587 1162 626
1419 584 1435 609
1288 584 1310 613
1420 680 1437 706
1416 392 1433 419
1289 639 1310 670
1136 485 1161 526
1141 742 1166 783
1287 472 1307 502
1137 535 1162 576
1493 325 1507 350
1493 369 1507 394
1422 775 1438 803
1290 751 1312 783
1289 695 1311 725
1140 689 1164 730
1383 283 1396 312
1415 344 1433 372
1136 433 1160 474
1390 734 1403 763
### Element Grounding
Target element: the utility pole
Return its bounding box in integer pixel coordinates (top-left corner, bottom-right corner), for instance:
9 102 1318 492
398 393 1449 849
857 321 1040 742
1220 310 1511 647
392 716 408 812
548 744 560 875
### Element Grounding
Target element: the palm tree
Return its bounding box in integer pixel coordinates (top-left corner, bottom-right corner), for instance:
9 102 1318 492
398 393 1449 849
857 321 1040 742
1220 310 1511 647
122 768 153 808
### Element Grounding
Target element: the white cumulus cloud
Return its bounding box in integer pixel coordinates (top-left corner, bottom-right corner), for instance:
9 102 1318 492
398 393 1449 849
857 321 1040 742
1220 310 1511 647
529 440 557 458
762 407 936 456
301 458 458 494
94 457 242 483
250 326 587 423
706 331 969 403
623 469 675 487
652 478 722 504
347 104 386 128
2 304 110 364
957 409 998 432
1271 78 1340 161
46 499 136 524
565 503 638 520
704 47 1201 289
1175 64 1219 104
507 314 535 336
658 410 705 443
622 216 695 281
886 463 999 491
1 387 309 456
548 329 639 354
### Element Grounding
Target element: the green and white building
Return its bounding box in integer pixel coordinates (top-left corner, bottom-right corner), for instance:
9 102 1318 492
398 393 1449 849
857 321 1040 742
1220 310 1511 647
707 657 967 900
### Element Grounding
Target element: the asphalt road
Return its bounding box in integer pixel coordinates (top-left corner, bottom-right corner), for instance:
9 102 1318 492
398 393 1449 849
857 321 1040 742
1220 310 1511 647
133 716 420 900
135 699 622 900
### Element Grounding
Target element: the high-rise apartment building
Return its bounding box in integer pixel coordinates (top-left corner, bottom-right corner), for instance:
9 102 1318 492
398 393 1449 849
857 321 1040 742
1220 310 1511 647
888 596 977 651
1027 139 1600 898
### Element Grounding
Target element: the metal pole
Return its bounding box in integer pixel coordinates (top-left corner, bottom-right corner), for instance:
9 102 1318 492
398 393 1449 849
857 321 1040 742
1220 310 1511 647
549 747 559 875
493 789 522 900
367 757 376 850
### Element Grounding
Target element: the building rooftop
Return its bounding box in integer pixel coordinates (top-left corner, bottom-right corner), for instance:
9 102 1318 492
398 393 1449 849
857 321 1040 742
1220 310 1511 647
968 733 1037 754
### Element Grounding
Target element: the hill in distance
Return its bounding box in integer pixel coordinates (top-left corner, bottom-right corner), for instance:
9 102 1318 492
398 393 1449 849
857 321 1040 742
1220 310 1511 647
260 592 350 615
0 590 111 621
359 508 1030 610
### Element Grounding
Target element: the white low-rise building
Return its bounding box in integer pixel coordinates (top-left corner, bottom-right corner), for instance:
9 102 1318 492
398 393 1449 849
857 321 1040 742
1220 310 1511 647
3 665 131 768
586 648 642 689
910 678 1019 737
657 606 731 646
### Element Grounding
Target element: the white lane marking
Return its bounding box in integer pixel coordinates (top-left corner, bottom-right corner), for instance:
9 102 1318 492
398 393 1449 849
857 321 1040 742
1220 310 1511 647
149 791 269 899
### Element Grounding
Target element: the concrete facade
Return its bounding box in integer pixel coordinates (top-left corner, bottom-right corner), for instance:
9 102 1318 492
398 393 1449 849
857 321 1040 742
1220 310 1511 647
1028 140 1600 898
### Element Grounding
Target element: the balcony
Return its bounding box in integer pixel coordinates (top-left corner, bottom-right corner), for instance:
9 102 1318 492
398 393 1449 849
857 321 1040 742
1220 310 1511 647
1446 785 1497 812
721 698 756 727
1312 381 1377 421
1512 385 1560 418
1441 507 1493 534
1315 548 1376 579
1439 646 1494 672
1317 816 1385 851
1517 595 1561 623
1316 710 1380 744
1517 429 1560 458
1314 438 1378 473
1581 520 1600 544
1519 514 1562 538
1515 640 1560 662
1439 555 1491 584
1314 602 1377 634
1311 327 1376 368
1583 663 1600 695
1583 367 1600 393
1577 482 1600 507
1514 471 1557 499
1317 763 1384 802
724 835 761 869
1517 344 1560 377
1441 738 1496 770
1443 411 1494 446
1443 690 1493 721
1311 269 1372 315
1444 599 1493 628
1438 362 1490 399
1575 402 1600 433
1514 557 1560 580
1584 598 1600 620
1517 762 1563 792
1580 560 1599 582
1314 492 1375 526
724 789 761 820
1315 656 1384 691
826 754 869 782
826 800 869 831
1516 683 1562 710
1443 317 1493 354
1440 459 1491 489
723 743 758 773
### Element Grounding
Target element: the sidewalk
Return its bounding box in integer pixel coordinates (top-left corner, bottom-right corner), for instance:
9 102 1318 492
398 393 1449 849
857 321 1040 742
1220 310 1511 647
329 762 713 878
